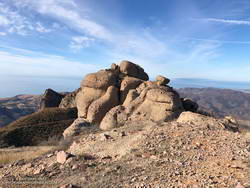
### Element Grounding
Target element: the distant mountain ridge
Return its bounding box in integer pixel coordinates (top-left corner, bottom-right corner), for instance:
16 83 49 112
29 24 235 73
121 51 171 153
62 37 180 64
177 87 250 120
171 78 250 90
0 95 41 127
0 87 250 127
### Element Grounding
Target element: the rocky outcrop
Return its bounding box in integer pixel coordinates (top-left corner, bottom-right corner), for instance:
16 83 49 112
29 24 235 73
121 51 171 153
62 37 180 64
63 118 91 138
100 84 183 130
177 111 239 131
177 111 224 129
87 86 119 124
71 60 185 131
59 88 80 109
120 76 143 103
80 70 118 90
181 98 199 112
40 89 64 110
156 75 170 86
100 105 128 130
119 60 149 81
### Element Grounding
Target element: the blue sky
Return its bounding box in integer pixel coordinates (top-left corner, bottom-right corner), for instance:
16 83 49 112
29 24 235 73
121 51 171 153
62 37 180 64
1 0 250 96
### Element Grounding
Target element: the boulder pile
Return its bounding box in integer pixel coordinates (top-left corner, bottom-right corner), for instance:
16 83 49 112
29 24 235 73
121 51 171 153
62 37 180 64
63 60 197 137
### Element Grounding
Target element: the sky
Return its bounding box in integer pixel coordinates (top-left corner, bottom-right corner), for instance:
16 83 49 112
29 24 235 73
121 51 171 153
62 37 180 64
1 0 250 97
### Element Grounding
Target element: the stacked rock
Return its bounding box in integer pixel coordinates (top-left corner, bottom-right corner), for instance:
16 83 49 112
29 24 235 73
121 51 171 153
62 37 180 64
63 60 184 137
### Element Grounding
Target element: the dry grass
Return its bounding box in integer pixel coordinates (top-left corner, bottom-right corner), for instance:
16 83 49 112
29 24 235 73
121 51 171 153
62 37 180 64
238 120 250 134
0 146 55 165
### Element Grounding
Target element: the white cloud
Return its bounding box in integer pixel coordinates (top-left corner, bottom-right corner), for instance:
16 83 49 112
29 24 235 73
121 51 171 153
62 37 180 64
184 41 221 63
0 15 10 25
35 22 52 33
185 37 250 44
193 18 250 25
70 36 95 51
0 48 101 77
0 2 53 35
0 32 7 36
3 0 225 81
12 0 113 40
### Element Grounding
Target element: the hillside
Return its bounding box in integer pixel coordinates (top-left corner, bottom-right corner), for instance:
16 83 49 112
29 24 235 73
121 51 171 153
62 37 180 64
0 95 41 127
177 88 250 121
0 108 77 147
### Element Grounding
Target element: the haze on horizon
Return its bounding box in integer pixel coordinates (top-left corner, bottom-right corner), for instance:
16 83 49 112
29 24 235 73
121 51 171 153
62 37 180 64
0 0 250 97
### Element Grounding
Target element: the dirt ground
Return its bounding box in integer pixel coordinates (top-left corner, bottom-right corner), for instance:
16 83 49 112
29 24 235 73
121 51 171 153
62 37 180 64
0 120 249 188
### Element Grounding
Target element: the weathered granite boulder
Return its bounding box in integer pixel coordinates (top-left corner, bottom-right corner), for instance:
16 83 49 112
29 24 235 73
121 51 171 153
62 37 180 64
63 118 91 138
80 70 118 90
156 75 170 86
87 86 119 124
119 60 149 81
100 105 128 130
75 87 105 118
120 76 143 103
59 88 80 109
71 60 185 132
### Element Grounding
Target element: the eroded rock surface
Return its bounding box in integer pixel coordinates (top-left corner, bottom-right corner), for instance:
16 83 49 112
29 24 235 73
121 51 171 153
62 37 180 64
40 89 64 110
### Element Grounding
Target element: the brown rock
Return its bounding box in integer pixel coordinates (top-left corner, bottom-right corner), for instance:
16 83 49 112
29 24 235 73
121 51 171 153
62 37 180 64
59 88 80 108
120 76 143 103
57 151 74 164
123 89 139 107
100 105 128 130
40 88 64 110
33 165 45 175
81 70 118 90
87 86 119 124
222 116 239 132
146 88 178 104
156 75 170 86
177 111 225 130
63 118 91 138
75 87 105 118
119 60 149 80
111 63 119 71
182 98 199 112
128 87 183 122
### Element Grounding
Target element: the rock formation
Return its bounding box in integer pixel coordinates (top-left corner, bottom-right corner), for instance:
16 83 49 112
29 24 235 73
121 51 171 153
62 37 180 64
59 88 80 109
61 60 243 137
64 60 185 136
40 89 64 110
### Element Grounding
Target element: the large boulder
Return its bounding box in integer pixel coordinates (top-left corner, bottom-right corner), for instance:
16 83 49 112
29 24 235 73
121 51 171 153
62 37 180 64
123 89 139 107
75 87 105 118
132 87 183 122
63 118 91 138
81 70 118 90
87 86 119 124
100 105 128 130
119 60 149 81
100 85 184 129
156 75 170 86
177 111 227 130
40 89 64 110
120 76 143 103
181 98 199 112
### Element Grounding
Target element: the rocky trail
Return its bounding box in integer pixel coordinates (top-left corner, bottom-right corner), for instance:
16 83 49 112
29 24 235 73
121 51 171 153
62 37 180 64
0 116 249 188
